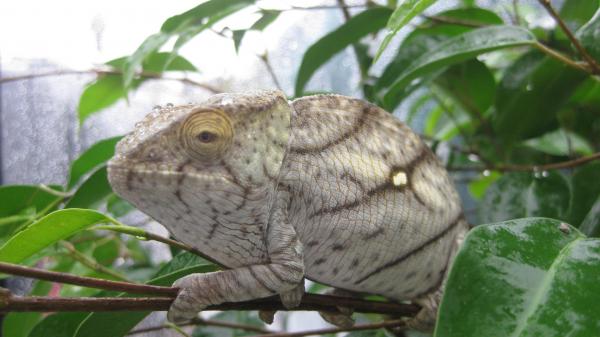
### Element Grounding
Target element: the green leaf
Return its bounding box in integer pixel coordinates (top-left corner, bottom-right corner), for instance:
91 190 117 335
522 129 594 156
92 239 119 266
123 33 170 88
374 0 438 62
77 75 127 123
436 218 600 337
232 29 246 53
479 171 571 224
4 313 43 337
383 26 536 109
250 9 280 31
295 7 393 96
74 254 217 337
28 312 90 337
65 167 112 209
559 0 599 32
160 0 254 34
434 59 496 117
568 161 600 227
576 7 600 63
68 137 121 188
493 51 587 141
0 209 115 264
579 196 600 237
142 52 197 72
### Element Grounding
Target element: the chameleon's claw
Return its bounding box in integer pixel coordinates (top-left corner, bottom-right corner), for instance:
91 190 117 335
405 289 442 332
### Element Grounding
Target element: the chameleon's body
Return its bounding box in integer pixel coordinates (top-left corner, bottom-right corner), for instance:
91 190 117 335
108 90 467 328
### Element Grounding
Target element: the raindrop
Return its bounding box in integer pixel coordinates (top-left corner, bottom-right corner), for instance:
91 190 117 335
525 83 534 91
152 105 162 112
134 122 143 128
166 103 174 109
483 169 491 177
542 170 549 178
468 154 479 162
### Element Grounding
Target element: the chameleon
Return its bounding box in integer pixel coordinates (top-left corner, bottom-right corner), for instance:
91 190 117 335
107 90 468 330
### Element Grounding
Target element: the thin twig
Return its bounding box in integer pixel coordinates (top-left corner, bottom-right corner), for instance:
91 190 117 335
251 319 406 337
0 292 420 315
0 261 177 296
60 241 132 282
92 225 224 267
288 4 368 11
537 0 600 75
259 53 283 91
128 317 274 335
0 69 222 93
448 151 600 172
534 42 591 73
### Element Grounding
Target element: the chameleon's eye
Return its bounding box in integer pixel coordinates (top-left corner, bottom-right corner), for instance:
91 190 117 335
179 108 233 160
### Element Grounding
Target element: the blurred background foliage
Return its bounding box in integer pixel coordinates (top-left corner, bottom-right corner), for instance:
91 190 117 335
0 0 599 336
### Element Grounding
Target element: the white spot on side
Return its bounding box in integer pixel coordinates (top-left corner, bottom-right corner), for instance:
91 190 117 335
392 171 407 187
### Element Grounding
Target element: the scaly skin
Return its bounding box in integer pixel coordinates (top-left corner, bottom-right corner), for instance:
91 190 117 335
107 90 468 330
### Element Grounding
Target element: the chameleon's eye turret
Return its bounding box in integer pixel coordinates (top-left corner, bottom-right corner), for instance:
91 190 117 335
179 108 233 160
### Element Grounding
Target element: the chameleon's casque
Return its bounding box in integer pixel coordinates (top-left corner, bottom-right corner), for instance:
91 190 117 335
108 90 468 329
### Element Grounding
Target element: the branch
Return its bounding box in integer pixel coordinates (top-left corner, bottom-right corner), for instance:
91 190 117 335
252 319 406 337
0 291 419 316
448 151 600 172
0 262 177 296
0 68 222 93
128 317 274 335
535 42 592 74
537 0 600 75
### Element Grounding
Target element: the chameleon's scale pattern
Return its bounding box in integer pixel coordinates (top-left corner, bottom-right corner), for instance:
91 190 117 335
107 90 467 326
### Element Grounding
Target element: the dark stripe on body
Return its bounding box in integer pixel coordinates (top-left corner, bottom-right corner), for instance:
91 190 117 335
290 106 372 155
354 214 464 285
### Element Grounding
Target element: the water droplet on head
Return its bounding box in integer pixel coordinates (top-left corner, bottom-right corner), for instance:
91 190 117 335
152 105 162 112
134 122 143 128
165 103 174 109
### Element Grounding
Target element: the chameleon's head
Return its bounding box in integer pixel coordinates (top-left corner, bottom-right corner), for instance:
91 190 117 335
107 90 291 230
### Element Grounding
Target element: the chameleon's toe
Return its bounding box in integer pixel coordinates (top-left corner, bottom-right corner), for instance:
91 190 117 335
258 310 276 324
167 275 208 323
406 290 442 332
319 310 355 328
280 281 304 309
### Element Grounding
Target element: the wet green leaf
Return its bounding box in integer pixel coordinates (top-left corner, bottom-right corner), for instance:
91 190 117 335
436 218 600 337
479 171 571 224
68 137 121 188
374 0 437 61
493 51 586 141
142 52 197 73
522 129 594 156
295 7 392 96
0 209 115 264
383 26 535 109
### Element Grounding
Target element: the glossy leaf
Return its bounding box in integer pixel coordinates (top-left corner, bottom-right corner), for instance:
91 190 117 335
383 26 535 109
479 171 571 224
65 167 112 209
559 0 599 32
568 161 600 227
493 51 587 141
68 137 120 188
436 218 600 337
233 9 281 53
295 7 392 96
376 6 502 91
576 7 600 62
522 129 594 156
160 0 253 33
74 254 217 337
374 0 437 61
0 209 115 264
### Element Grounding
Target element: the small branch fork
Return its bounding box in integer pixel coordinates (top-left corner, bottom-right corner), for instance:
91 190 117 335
537 0 600 75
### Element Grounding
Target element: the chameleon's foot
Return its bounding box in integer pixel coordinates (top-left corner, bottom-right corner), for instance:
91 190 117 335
258 310 276 324
405 289 442 332
280 280 304 309
167 273 208 323
318 288 356 328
